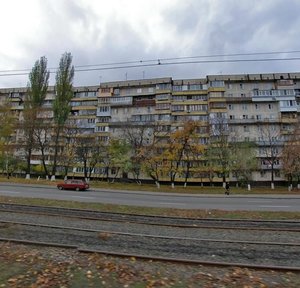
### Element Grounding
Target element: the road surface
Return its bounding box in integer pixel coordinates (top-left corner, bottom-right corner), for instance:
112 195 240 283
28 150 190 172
0 183 300 212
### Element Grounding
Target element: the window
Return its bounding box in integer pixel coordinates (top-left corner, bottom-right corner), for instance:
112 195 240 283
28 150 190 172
268 104 273 110
243 125 249 132
156 83 171 90
260 170 266 177
171 105 184 112
98 106 109 112
172 85 182 91
156 94 170 100
156 103 170 110
98 117 110 122
188 104 208 112
242 115 248 119
189 84 203 90
96 126 107 132
242 104 248 110
228 104 234 110
240 83 244 89
210 81 224 87
101 88 110 93
255 104 259 110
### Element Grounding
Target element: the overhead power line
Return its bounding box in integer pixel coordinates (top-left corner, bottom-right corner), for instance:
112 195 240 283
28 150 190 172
1 51 300 77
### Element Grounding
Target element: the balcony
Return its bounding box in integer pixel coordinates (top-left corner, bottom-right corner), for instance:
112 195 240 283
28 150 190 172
110 96 132 106
252 89 295 102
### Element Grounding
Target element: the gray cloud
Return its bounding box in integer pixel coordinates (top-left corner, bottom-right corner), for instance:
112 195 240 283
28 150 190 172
1 0 300 88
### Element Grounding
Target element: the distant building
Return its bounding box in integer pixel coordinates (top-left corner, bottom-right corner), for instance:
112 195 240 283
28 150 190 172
1 72 299 184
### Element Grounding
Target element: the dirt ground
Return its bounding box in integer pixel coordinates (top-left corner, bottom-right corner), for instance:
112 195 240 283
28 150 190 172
0 243 299 288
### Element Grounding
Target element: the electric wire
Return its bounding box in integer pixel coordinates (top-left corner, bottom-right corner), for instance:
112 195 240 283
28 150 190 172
1 50 300 77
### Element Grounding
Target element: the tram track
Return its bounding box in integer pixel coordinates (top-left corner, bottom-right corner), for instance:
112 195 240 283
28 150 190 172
1 202 300 231
0 205 299 270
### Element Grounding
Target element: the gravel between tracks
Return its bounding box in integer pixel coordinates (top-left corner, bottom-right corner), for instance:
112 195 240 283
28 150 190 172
0 211 299 243
0 211 300 268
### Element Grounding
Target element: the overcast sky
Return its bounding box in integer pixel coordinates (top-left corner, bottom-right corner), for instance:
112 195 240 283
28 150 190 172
1 0 300 88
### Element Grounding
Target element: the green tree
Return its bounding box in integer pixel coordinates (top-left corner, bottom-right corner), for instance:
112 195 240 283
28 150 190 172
231 141 257 187
108 138 131 182
51 52 74 180
23 56 49 178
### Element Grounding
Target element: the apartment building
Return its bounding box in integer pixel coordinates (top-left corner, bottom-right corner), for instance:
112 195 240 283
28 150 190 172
1 72 299 184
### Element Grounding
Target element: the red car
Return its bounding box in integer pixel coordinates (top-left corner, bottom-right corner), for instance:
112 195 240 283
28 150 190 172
57 179 89 191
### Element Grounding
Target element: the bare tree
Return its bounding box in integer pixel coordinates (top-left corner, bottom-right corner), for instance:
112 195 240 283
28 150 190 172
33 116 51 178
257 122 282 189
208 112 231 186
121 123 153 183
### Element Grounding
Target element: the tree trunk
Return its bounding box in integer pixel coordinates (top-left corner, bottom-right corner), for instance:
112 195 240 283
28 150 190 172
51 126 61 177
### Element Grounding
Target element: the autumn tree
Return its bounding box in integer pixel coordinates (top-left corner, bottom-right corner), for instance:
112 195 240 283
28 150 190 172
139 123 172 188
23 56 50 179
281 123 300 189
51 52 74 180
0 100 16 178
163 121 203 188
59 119 79 178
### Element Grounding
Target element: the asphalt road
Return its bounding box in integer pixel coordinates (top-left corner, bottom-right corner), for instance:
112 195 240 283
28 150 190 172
0 183 300 212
